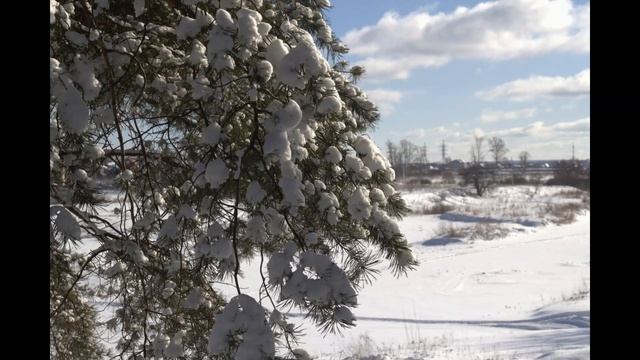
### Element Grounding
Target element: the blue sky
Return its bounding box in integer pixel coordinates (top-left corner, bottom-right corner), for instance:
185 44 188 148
326 0 590 161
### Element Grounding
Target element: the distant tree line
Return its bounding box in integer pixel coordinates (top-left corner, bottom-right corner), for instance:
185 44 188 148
385 140 428 178
389 135 588 196
547 160 590 191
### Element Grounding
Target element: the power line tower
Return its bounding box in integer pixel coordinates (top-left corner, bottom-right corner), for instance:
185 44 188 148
420 143 428 175
421 143 428 163
441 140 447 164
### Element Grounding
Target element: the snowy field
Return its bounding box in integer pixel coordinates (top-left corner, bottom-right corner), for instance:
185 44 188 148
79 185 590 359
299 214 589 359
218 185 590 359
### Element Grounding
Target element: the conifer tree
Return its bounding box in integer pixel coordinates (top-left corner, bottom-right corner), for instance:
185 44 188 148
50 1 417 358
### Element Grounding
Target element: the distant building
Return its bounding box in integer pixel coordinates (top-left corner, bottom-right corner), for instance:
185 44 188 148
447 160 465 170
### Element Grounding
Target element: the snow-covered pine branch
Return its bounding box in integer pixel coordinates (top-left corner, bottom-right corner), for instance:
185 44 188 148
50 0 416 358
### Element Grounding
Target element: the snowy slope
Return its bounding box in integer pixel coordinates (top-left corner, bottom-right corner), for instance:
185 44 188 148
294 213 590 359
76 186 590 359
219 187 590 359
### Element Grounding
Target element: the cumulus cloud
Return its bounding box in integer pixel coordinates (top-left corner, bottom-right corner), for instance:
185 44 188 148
344 0 590 80
364 89 404 116
489 117 590 138
477 69 590 101
358 56 449 81
393 125 465 141
547 117 590 133
480 107 537 123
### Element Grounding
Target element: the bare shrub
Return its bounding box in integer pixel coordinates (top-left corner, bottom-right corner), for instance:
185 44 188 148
529 174 544 198
562 279 590 302
344 334 378 359
461 165 494 197
546 160 590 191
557 189 585 199
399 177 430 192
421 178 432 185
582 193 590 209
418 202 455 215
435 223 467 238
547 202 583 224
499 175 528 185
442 171 456 184
468 223 509 240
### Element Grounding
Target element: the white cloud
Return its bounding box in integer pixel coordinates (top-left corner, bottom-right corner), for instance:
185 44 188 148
403 128 427 139
364 89 404 116
473 128 486 138
344 0 590 81
391 118 589 143
489 117 590 138
478 69 590 101
477 117 590 159
358 56 449 81
480 107 537 123
548 117 590 133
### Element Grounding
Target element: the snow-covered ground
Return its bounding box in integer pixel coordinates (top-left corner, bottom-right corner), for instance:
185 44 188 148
75 185 590 359
295 212 590 359
222 186 590 359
